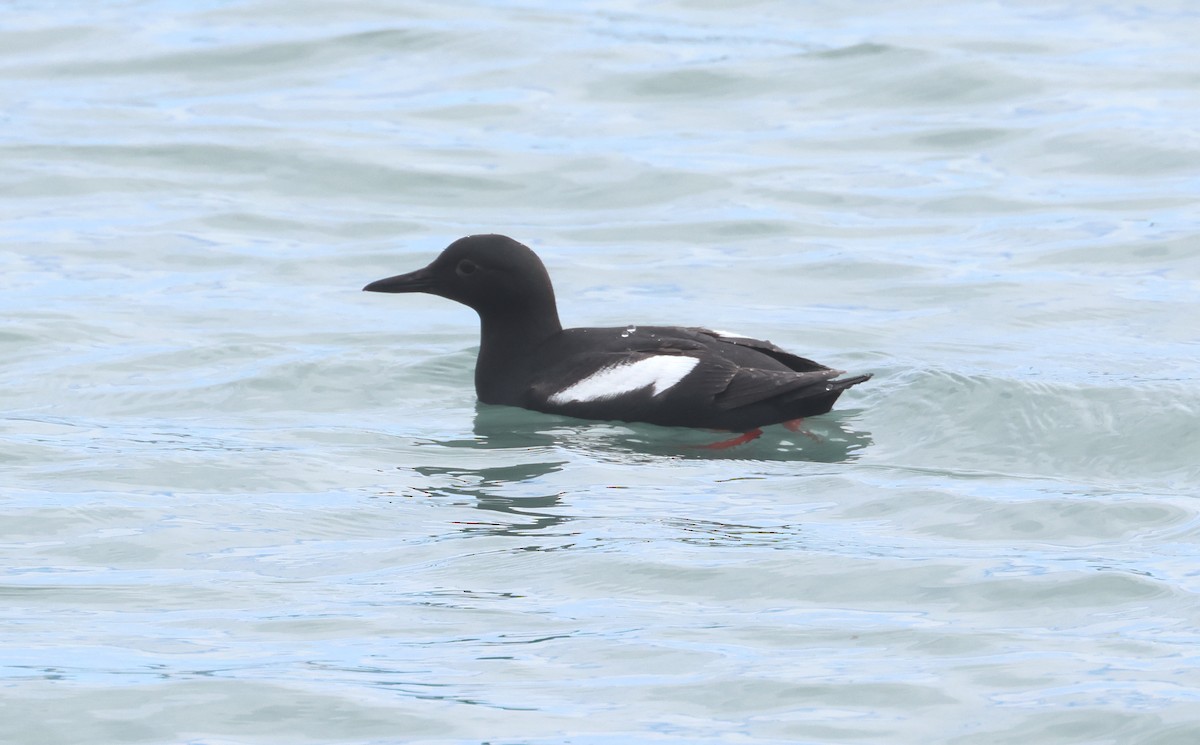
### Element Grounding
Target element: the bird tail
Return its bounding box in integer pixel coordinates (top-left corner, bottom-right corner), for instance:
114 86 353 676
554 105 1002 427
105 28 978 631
782 371 872 418
829 372 873 391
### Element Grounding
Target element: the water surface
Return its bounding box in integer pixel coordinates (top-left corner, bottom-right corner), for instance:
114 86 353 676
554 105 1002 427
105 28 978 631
2 2 1199 743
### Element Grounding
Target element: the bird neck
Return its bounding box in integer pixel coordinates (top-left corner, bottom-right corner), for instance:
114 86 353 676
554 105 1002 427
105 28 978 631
479 309 562 349
474 303 562 403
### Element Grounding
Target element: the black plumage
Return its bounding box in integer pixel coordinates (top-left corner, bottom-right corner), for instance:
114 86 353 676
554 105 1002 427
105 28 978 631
364 234 870 434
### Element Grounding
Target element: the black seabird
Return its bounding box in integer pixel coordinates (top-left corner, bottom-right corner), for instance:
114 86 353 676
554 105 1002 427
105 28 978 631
364 234 871 447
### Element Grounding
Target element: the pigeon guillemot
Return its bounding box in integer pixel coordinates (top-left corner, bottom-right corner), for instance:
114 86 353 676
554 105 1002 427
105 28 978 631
363 235 871 446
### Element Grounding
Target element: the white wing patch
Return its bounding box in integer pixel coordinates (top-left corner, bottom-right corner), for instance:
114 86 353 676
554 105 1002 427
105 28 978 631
708 329 750 339
548 356 700 405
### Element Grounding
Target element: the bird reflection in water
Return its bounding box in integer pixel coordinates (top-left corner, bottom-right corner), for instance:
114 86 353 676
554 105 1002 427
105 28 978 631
468 402 873 463
408 459 571 539
386 404 871 541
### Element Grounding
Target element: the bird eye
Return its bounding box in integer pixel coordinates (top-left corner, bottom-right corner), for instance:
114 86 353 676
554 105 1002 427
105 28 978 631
456 260 478 276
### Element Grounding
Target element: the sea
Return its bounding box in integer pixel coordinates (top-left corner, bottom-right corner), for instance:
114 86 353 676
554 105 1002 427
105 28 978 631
2 1 1199 743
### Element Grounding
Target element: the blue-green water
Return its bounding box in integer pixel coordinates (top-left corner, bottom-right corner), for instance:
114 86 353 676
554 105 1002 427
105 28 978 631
3 2 1199 743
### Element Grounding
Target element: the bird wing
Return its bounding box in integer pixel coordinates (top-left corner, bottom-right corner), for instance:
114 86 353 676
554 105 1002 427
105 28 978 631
709 365 843 410
693 328 832 373
527 328 848 418
621 334 845 411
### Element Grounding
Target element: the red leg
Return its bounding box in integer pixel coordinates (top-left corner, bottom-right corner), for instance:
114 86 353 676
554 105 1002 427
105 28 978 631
696 428 763 449
782 418 821 442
